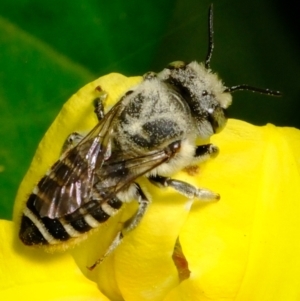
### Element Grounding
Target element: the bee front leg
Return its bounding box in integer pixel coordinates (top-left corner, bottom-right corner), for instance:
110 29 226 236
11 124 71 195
148 175 220 201
88 183 150 270
194 143 219 162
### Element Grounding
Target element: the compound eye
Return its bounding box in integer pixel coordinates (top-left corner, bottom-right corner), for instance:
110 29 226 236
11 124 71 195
202 90 208 96
167 61 186 69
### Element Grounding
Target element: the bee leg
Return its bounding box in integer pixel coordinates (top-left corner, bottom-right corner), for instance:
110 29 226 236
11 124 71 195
122 183 150 232
194 143 219 162
88 183 150 270
93 89 108 121
148 175 220 201
62 89 109 155
61 132 84 154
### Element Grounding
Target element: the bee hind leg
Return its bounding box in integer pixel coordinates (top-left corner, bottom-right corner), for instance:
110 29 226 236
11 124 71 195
88 183 150 270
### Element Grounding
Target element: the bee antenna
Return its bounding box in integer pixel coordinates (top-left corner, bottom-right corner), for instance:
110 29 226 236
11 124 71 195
205 4 214 69
224 84 282 97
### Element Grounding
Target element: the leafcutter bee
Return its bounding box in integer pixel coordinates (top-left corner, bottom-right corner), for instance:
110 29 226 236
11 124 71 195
18 5 281 269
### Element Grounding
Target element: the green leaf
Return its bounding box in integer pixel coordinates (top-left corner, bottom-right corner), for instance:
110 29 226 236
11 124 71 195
0 17 95 219
0 0 173 219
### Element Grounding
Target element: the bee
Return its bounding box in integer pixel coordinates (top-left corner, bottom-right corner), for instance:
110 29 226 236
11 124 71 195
19 5 281 269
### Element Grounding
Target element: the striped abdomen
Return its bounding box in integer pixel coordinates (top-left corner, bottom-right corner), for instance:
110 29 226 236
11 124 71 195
19 193 123 246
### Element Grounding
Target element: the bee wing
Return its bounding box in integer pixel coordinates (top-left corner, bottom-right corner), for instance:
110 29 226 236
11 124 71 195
93 142 179 199
33 102 123 219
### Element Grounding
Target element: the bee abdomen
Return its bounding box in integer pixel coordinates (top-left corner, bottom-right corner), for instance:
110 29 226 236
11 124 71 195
19 194 123 246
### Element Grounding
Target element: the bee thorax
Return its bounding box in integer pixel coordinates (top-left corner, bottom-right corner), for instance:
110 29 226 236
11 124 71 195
114 77 194 153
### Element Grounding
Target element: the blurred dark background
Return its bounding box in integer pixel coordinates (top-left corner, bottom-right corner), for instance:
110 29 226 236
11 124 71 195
0 0 299 219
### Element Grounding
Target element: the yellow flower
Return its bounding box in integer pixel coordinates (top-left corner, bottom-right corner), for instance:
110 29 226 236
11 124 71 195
6 74 300 300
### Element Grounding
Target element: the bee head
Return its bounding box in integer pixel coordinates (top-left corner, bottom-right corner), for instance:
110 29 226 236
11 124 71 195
158 61 232 139
158 4 281 139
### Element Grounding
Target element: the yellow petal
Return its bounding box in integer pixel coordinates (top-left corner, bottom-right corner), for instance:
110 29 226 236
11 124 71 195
163 120 300 301
113 182 192 300
71 182 193 300
13 72 300 301
0 220 109 300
